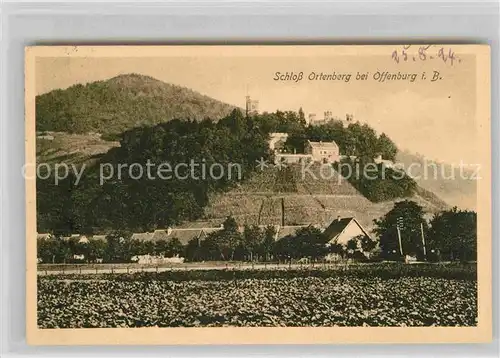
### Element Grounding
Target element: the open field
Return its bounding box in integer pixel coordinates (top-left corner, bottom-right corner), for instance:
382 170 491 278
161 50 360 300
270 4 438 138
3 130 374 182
37 264 476 328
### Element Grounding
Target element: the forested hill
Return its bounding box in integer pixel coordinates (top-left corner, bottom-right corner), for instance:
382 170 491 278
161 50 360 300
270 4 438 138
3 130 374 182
37 109 443 234
36 74 237 135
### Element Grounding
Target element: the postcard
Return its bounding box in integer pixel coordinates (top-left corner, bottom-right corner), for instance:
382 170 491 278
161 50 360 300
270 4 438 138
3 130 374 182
25 45 491 345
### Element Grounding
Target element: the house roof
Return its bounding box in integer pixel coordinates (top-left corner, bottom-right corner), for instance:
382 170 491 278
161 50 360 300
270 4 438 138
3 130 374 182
151 229 170 242
307 140 339 149
91 235 107 242
133 227 225 245
322 217 371 242
170 228 224 245
276 225 309 240
270 132 289 139
131 232 154 241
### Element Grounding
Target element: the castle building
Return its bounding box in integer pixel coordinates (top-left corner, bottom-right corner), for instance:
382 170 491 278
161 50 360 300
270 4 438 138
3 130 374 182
245 96 259 116
344 113 354 127
268 134 341 165
305 140 340 163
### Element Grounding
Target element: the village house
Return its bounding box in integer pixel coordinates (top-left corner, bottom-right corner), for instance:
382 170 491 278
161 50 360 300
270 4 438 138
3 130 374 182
322 216 372 260
323 216 371 246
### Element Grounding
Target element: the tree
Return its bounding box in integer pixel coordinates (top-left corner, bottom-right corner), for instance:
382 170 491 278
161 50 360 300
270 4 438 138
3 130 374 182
298 107 306 125
37 236 66 264
377 133 398 161
199 235 220 261
346 238 358 257
242 225 263 261
373 200 428 259
143 241 155 255
296 226 328 259
129 239 145 256
260 225 277 261
104 230 132 262
272 235 294 262
216 216 242 260
427 207 477 262
359 235 377 255
169 238 185 257
37 112 271 235
154 239 170 256
86 238 106 263
275 226 327 261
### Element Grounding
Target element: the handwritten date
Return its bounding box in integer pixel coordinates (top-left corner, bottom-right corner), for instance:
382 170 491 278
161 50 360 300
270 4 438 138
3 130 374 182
392 45 461 65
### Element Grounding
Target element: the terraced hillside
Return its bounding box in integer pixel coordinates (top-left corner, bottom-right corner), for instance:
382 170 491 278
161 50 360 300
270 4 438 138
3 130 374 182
204 164 448 231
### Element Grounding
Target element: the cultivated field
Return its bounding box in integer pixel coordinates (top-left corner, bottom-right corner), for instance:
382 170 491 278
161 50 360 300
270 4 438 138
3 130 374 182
37 263 477 328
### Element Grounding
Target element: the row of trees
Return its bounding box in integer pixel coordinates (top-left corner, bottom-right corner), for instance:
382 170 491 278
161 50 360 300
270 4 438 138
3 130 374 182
37 231 186 264
37 217 338 264
37 201 477 264
375 200 477 262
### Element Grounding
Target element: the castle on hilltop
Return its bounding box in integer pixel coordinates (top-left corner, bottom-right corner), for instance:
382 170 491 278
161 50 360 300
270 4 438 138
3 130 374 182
307 112 354 126
269 133 341 165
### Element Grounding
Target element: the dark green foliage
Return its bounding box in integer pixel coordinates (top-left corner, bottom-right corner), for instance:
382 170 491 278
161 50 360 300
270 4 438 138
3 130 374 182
37 114 271 233
273 226 326 261
374 200 428 259
251 110 305 134
285 120 398 161
242 224 264 261
37 237 68 264
334 159 417 202
373 202 477 262
36 82 418 235
183 219 278 263
426 207 477 262
103 231 133 263
377 133 398 161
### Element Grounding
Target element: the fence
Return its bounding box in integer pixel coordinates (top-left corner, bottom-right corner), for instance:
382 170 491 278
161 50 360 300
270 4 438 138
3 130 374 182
37 260 357 276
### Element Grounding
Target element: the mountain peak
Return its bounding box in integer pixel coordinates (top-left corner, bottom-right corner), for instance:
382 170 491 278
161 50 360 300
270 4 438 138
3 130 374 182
36 74 237 135
107 73 163 87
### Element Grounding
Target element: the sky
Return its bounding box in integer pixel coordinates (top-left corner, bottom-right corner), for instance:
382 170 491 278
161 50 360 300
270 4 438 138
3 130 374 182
35 46 479 165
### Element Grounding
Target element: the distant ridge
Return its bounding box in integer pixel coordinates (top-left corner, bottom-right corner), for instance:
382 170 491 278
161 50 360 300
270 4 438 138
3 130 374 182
36 73 237 135
396 150 476 210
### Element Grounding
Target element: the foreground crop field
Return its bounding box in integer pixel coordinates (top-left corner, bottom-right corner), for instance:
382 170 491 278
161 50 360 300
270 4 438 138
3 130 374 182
37 266 477 328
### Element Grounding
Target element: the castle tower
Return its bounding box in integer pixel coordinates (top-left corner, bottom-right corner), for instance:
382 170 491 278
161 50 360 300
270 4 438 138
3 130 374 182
246 96 259 116
344 113 354 127
308 113 317 125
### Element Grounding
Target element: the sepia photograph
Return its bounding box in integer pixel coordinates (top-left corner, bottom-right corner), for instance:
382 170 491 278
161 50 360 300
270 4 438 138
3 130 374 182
25 45 491 344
